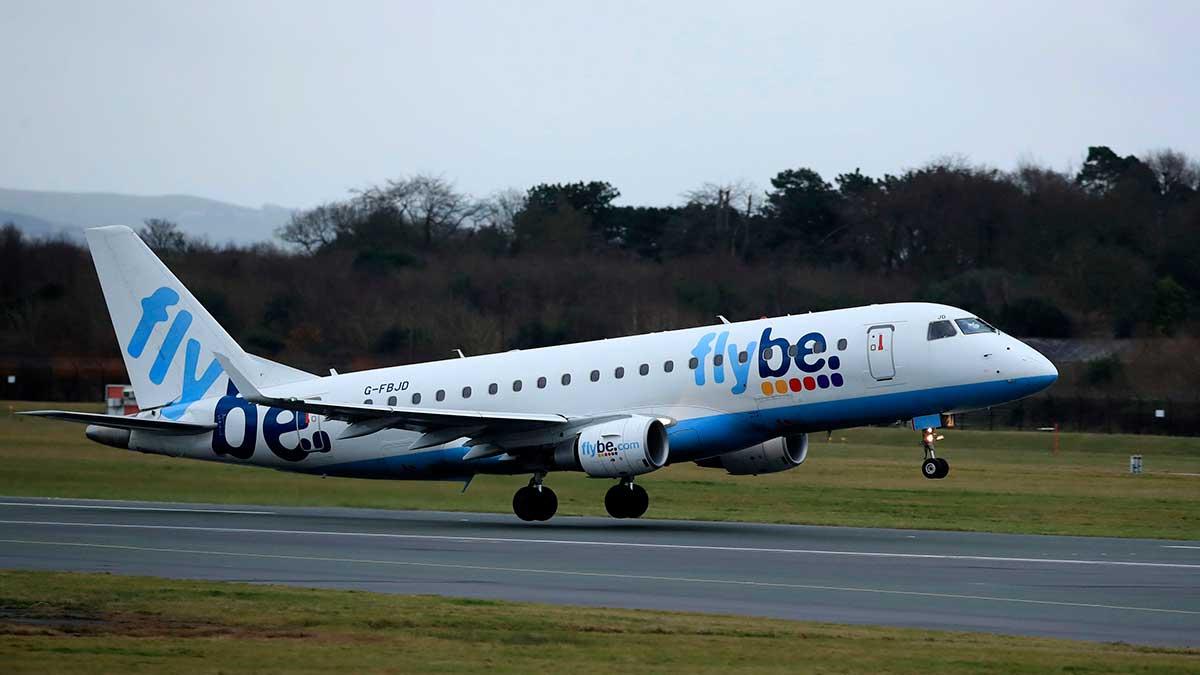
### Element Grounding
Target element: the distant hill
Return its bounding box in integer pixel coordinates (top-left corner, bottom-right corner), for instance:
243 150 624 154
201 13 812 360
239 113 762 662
0 188 293 244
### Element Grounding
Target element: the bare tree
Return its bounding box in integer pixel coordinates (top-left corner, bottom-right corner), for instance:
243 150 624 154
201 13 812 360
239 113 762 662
476 188 527 233
139 218 187 253
1144 149 1200 199
357 174 481 247
682 180 757 257
276 201 359 254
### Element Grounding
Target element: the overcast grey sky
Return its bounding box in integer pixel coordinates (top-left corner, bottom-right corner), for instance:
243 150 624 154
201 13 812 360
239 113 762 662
1 0 1196 209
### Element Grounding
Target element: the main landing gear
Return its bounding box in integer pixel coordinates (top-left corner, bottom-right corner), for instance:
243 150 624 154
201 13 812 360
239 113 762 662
605 478 649 519
513 473 558 522
920 428 950 479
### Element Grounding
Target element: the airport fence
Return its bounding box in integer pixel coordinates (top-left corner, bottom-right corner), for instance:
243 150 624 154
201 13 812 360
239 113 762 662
954 394 1200 436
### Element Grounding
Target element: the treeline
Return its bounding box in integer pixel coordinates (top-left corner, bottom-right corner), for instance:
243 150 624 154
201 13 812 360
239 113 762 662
2 145 1199 397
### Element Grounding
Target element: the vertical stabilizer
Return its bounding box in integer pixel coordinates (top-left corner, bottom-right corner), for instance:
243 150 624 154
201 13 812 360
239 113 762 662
85 225 250 417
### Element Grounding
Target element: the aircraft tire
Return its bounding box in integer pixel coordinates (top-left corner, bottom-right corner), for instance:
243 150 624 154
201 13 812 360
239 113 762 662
626 484 649 519
513 486 539 521
921 458 940 479
934 458 950 479
605 484 630 518
535 486 558 521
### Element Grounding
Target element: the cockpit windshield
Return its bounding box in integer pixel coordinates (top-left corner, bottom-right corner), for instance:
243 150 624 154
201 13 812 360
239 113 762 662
927 320 957 340
955 317 997 334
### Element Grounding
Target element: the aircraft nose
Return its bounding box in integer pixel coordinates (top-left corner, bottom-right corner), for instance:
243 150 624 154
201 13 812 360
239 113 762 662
1019 341 1058 387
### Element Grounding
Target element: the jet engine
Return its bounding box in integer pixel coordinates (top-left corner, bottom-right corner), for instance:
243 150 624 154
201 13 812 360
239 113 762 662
555 415 669 478
697 433 808 475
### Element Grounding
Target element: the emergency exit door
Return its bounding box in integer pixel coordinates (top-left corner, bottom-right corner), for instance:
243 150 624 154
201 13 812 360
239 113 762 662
867 325 895 380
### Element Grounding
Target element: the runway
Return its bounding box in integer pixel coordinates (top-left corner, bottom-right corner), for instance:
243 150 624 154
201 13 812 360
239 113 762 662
1 496 1197 646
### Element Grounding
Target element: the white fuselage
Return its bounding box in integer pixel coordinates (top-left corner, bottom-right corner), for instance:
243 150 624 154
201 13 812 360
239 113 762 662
125 302 1057 480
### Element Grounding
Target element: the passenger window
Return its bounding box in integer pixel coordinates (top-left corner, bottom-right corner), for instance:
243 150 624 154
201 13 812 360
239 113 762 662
614 366 625 379
639 363 649 376
561 373 571 386
787 344 797 357
664 360 674 373
537 376 547 389
928 320 957 340
387 395 397 406
837 338 847 351
435 390 445 402
411 393 421 404
689 357 699 369
955 317 997 334
590 369 600 382
462 386 472 398
513 380 522 392
738 350 748 363
713 354 724 367
761 347 773 361
488 383 498 395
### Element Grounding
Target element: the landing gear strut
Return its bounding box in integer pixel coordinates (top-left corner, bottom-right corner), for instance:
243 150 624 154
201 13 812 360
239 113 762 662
920 428 950 479
513 472 558 522
605 479 649 519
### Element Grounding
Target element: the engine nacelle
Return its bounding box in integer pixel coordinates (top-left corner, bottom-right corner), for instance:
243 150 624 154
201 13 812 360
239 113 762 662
698 434 808 475
558 415 669 478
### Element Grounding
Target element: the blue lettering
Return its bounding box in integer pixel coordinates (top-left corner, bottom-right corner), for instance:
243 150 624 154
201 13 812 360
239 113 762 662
757 327 791 378
728 339 756 395
127 287 179 358
795 332 827 373
712 332 728 384
213 381 256 459
690 332 715 386
149 310 192 384
264 407 310 462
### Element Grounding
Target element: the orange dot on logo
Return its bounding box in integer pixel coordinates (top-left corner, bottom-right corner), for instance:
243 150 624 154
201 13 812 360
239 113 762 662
788 378 802 392
774 380 788 394
760 382 774 396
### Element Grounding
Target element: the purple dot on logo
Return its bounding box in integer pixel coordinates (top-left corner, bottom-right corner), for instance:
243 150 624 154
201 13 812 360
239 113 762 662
831 373 844 387
817 374 830 389
829 355 840 370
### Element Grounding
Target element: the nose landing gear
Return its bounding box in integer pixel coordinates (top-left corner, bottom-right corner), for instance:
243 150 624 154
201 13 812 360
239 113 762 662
920 428 950 479
605 478 649 519
513 472 558 521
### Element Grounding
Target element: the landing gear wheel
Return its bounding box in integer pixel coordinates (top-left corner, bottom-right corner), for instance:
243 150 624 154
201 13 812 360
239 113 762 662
934 457 950 479
605 482 649 519
513 484 558 521
921 458 940 480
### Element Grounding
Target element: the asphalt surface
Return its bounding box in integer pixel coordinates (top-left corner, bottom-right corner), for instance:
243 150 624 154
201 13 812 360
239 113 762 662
1 496 1197 646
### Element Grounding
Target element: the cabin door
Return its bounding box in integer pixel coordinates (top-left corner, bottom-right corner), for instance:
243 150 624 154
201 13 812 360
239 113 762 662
867 325 895 381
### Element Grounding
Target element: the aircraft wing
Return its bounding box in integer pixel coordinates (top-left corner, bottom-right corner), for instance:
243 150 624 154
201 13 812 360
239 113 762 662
214 353 571 443
17 410 216 435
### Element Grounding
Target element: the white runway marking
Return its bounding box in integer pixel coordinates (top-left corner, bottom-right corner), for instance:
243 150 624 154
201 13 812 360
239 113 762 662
0 502 274 515
2 538 1195 617
1164 545 1200 550
1 519 1196 570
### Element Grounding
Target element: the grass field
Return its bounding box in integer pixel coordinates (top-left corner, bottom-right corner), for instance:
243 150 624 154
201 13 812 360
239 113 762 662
3 401 1199 539
0 570 1196 674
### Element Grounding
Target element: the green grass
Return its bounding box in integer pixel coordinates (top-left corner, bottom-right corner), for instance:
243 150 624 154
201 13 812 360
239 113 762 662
3 401 1199 539
0 570 1196 674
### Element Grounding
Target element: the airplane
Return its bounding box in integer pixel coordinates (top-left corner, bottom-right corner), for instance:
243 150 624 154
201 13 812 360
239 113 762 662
23 225 1058 522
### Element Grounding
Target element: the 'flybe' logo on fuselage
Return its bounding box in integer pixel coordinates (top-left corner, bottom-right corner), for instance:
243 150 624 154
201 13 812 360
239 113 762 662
691 327 845 396
128 286 224 419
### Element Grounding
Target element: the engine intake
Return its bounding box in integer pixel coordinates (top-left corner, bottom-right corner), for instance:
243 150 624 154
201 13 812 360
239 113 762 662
560 416 669 478
698 434 808 475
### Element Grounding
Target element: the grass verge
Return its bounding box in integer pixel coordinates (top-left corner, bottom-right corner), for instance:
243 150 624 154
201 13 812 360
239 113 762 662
3 401 1199 539
1 570 1197 674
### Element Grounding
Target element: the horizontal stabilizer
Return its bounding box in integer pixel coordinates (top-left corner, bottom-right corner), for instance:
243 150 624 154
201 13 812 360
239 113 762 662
18 410 216 435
